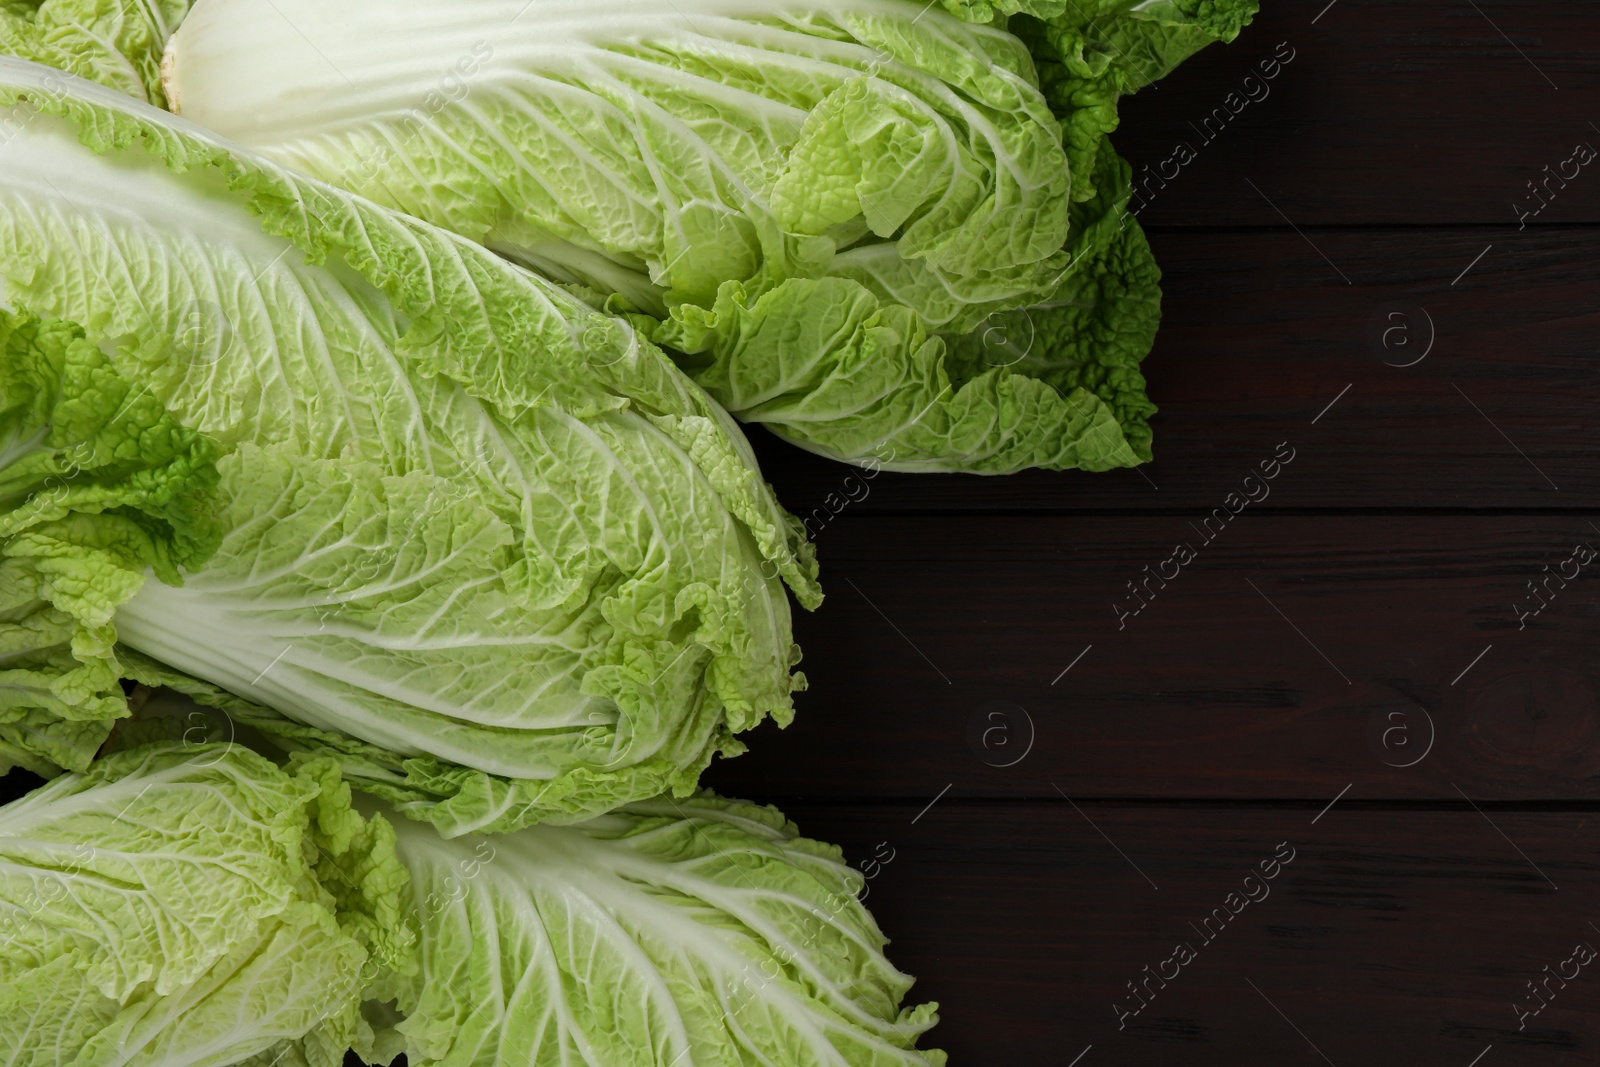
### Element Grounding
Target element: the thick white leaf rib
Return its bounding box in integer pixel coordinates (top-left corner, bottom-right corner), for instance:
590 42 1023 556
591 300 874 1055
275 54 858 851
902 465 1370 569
165 0 1069 320
380 794 944 1067
0 58 818 828
0 743 409 1067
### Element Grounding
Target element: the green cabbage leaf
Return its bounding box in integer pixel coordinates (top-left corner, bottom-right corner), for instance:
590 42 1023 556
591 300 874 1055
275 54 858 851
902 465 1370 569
0 0 190 105
27 691 947 1067
378 790 946 1067
0 740 415 1067
0 59 818 830
1012 0 1260 211
158 0 1205 472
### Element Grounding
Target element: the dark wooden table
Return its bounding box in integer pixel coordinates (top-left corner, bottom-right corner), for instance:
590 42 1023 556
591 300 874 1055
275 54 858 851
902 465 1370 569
702 3 1600 1062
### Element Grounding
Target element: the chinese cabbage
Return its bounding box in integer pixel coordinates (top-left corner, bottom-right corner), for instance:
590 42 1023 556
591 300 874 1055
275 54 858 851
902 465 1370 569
0 59 818 831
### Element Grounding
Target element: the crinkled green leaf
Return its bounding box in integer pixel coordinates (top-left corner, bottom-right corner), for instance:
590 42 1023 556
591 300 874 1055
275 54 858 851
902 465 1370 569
158 0 1253 472
0 60 817 827
104 693 945 1062
158 0 1176 472
946 147 1161 461
0 741 412 1067
0 306 219 772
115 653 758 838
0 0 190 105
1014 0 1259 206
376 791 945 1067
117 443 806 828
165 0 1070 324
658 275 1140 473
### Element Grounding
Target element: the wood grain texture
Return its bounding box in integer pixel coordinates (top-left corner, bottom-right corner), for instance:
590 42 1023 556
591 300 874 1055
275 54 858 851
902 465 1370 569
750 225 1600 513
5 6 1597 1066
1112 0 1600 227
777 802 1600 1066
704 515 1600 803
334 6 1600 1064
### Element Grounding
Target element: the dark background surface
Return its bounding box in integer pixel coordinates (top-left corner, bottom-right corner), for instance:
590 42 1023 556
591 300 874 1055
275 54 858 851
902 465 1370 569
701 2 1600 1063
1 4 1592 1066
